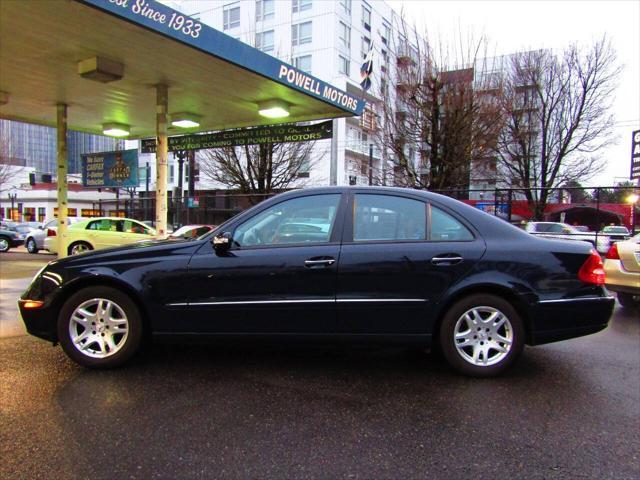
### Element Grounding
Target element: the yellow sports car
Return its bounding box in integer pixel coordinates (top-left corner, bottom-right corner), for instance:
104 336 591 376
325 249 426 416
45 217 156 255
604 233 640 310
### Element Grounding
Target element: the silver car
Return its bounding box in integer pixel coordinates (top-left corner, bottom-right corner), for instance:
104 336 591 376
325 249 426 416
25 218 81 254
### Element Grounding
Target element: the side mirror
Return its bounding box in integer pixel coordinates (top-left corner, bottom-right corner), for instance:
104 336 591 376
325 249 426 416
212 231 232 254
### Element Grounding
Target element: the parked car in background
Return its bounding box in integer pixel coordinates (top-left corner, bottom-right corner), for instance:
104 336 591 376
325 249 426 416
168 224 216 240
0 226 24 252
525 221 598 248
8 223 38 242
25 218 83 254
45 217 156 255
20 187 614 376
604 233 640 310
598 225 632 254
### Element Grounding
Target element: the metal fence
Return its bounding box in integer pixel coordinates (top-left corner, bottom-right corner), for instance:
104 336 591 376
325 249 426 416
90 185 638 234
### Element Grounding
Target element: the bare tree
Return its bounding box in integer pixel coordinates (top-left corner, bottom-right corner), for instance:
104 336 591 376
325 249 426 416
374 25 502 196
198 140 318 198
0 128 24 192
495 39 621 219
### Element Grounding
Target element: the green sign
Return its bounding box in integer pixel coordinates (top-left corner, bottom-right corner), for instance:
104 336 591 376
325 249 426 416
140 121 333 153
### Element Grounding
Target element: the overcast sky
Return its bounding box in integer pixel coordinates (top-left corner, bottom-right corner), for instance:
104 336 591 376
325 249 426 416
387 0 640 187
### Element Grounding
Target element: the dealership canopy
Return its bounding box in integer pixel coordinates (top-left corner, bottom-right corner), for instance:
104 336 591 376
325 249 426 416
0 0 363 252
0 0 363 136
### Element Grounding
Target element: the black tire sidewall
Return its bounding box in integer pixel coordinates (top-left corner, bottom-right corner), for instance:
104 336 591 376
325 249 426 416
439 294 525 377
617 293 638 310
27 238 38 253
57 286 143 368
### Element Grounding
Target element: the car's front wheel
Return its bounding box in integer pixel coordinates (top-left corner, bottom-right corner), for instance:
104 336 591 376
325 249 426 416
439 294 525 377
26 237 39 254
68 241 93 255
57 286 143 368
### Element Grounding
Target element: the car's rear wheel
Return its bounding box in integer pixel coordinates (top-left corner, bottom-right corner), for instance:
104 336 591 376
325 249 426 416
26 237 39 254
439 294 525 377
617 292 639 310
68 241 92 255
0 236 11 252
57 286 143 368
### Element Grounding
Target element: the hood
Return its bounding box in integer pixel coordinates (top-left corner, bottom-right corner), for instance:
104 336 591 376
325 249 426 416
49 237 207 267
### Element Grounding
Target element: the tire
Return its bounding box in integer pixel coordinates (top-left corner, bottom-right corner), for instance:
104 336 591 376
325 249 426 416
68 241 93 256
0 236 11 253
26 237 39 254
617 292 639 310
57 286 143 368
439 294 525 377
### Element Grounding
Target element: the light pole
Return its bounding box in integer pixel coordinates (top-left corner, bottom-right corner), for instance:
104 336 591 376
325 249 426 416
627 193 639 235
8 189 17 221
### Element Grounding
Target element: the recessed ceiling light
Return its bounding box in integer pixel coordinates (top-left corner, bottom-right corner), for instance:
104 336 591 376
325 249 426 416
102 122 130 137
258 99 290 119
171 112 201 128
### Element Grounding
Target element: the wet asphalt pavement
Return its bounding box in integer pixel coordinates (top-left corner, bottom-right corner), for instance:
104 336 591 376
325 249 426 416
0 252 639 479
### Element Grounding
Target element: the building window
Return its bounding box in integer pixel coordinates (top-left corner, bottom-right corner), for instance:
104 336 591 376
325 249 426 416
293 55 312 72
382 22 391 45
292 21 312 46
361 1 371 31
340 0 351 15
256 30 275 52
256 0 274 22
338 55 350 75
223 3 240 30
38 207 46 222
361 36 371 59
339 21 351 49
292 0 312 13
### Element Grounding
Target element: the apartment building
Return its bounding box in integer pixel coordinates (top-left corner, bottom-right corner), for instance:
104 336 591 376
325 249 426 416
151 0 404 188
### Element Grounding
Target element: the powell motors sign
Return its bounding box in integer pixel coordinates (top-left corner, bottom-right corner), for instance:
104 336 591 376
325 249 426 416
632 130 640 180
76 0 364 115
141 121 333 154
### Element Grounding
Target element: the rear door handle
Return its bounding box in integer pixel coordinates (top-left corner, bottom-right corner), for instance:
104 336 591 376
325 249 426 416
431 256 463 266
304 258 335 268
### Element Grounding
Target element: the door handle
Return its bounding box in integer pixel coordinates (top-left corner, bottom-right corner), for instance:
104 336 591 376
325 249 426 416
431 256 463 265
304 258 335 268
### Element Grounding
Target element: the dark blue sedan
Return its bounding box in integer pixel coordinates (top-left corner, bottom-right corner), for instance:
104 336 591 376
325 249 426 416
19 187 614 376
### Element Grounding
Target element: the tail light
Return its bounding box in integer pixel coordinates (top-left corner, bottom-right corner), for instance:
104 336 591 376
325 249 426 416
578 250 605 285
47 229 56 237
605 243 620 260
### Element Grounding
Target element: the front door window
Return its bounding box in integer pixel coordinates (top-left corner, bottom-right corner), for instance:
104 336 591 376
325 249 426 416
233 194 341 247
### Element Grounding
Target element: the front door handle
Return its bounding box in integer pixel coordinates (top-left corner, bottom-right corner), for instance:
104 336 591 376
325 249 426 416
304 257 335 268
431 255 463 266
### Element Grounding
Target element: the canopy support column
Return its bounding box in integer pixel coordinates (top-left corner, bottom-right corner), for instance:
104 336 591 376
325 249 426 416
56 103 68 258
155 84 169 237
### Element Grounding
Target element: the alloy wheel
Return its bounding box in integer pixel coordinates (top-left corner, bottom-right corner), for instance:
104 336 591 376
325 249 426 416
68 298 129 359
453 306 513 367
0 238 9 252
27 238 37 253
70 243 90 255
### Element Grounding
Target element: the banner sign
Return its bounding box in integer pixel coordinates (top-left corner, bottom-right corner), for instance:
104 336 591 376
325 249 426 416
82 149 139 187
476 202 509 217
632 130 640 180
140 121 333 153
75 0 364 115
